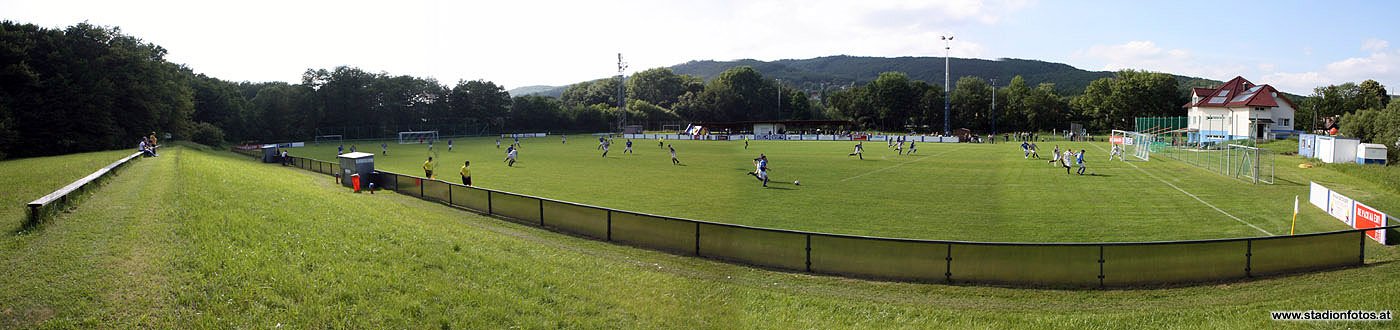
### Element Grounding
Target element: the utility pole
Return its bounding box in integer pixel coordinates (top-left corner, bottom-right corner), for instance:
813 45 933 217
941 35 954 136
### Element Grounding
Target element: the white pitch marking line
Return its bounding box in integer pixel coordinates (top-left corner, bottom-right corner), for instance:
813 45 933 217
1090 144 1273 235
840 146 962 182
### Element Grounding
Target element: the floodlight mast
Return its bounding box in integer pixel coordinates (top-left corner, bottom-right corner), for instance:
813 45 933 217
617 53 628 132
941 35 953 136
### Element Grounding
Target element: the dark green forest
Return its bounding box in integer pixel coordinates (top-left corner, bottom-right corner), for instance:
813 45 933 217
0 21 1392 159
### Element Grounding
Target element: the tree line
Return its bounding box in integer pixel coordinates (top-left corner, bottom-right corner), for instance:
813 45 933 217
1 21 1393 160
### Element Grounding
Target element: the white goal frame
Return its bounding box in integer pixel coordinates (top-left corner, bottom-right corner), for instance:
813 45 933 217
1110 130 1152 161
398 131 439 144
314 134 342 144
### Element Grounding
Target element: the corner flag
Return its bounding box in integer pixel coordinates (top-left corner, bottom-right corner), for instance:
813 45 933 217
1290 195 1299 235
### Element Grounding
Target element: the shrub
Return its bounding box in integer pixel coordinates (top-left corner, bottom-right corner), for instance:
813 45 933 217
190 122 225 146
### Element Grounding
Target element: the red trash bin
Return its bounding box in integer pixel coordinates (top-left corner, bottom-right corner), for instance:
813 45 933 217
352 174 361 192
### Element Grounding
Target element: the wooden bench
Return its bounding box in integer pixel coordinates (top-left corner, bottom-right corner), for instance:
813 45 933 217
26 151 143 226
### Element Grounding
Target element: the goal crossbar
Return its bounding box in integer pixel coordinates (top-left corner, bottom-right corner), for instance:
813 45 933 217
398 131 439 144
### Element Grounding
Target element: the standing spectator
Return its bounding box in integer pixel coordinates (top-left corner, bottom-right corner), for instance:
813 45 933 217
459 160 472 186
423 156 435 178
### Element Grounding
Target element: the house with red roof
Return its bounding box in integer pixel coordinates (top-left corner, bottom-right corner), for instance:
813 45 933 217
1183 76 1297 142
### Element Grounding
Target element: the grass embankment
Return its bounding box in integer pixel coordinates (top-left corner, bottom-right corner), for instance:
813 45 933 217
0 145 1396 328
299 136 1400 243
0 149 141 232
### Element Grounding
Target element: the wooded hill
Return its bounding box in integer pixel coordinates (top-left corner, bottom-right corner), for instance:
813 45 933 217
512 56 1222 97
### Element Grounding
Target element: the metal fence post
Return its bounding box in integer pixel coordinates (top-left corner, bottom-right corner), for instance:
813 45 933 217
538 198 545 226
1098 245 1106 287
486 191 493 215
805 234 812 273
606 210 612 241
1245 239 1253 278
944 244 953 283
694 222 701 256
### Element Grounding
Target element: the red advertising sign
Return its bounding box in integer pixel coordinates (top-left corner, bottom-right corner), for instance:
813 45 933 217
1354 202 1387 244
1110 136 1124 145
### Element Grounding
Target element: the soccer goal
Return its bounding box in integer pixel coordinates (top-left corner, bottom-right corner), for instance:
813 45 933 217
1226 144 1275 184
314 134 342 144
398 131 439 144
1109 130 1153 161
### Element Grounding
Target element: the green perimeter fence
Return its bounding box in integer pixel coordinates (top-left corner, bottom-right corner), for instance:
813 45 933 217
248 150 1395 288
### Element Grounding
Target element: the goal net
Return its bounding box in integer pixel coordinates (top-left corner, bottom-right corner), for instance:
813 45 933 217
1109 130 1153 161
398 131 439 144
314 135 342 144
1226 144 1274 184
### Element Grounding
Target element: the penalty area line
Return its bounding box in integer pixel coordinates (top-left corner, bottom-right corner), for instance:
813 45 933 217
1090 144 1273 236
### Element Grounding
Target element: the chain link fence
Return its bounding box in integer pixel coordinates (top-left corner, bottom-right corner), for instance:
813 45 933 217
1156 142 1275 184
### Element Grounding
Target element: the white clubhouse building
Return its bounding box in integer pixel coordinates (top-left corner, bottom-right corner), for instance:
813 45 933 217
1184 76 1297 142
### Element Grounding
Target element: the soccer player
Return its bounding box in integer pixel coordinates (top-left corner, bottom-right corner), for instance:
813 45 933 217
848 141 864 159
338 144 344 155
1061 150 1073 175
1049 145 1061 165
496 138 501 149
381 143 388 156
887 137 894 149
658 137 664 148
1028 142 1040 159
562 135 567 144
624 139 633 154
744 139 749 149
423 156 435 178
601 138 610 157
1076 149 1087 175
448 139 453 152
460 160 472 186
754 154 771 187
1021 141 1030 159
895 138 904 155
746 154 769 186
669 144 679 165
908 141 918 155
598 136 606 149
350 145 357 153
1109 144 1123 161
504 146 518 167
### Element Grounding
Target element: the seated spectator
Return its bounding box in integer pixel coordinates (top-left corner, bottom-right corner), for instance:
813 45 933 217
138 139 156 157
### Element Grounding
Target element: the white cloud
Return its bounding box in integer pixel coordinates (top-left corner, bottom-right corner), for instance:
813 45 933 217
0 0 1034 88
1263 49 1400 94
1362 38 1390 52
1072 40 1246 79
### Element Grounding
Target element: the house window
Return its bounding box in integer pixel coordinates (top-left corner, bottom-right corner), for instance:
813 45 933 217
1281 118 1291 127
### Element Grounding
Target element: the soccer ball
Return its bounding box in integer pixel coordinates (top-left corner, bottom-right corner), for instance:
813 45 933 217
793 180 800 186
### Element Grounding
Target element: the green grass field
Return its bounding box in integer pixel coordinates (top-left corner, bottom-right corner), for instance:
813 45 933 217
297 135 1400 242
1 144 1397 328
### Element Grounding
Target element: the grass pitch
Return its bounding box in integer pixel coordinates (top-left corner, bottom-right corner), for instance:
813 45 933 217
297 135 1397 242
0 145 1396 328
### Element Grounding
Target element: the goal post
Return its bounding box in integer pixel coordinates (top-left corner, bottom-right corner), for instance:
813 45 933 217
314 135 342 144
1109 130 1153 161
398 131 439 144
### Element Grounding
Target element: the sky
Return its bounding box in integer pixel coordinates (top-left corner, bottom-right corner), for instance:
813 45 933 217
2 0 1397 95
